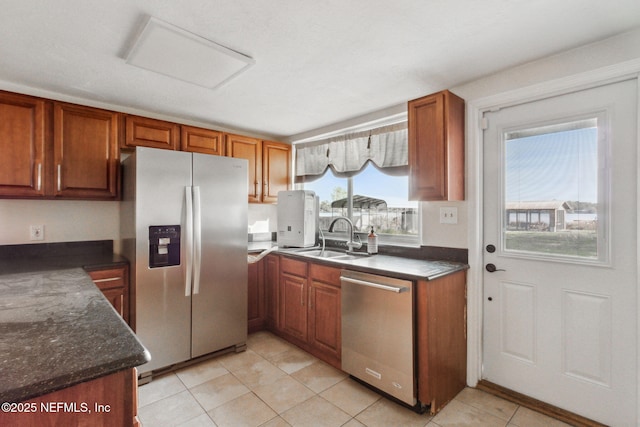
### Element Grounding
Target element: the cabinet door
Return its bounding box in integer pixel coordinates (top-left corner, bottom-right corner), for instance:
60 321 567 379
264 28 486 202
416 270 467 413
248 260 265 333
181 125 224 155
0 92 47 198
123 115 179 150
262 141 291 203
408 90 464 201
309 280 341 360
87 266 130 325
280 272 308 341
226 133 262 203
53 103 119 199
308 263 341 360
264 254 280 330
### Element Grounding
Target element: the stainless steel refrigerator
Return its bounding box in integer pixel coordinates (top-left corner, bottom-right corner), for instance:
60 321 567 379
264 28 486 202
121 147 247 378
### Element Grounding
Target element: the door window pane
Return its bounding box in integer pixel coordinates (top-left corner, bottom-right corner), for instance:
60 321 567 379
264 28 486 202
503 118 603 260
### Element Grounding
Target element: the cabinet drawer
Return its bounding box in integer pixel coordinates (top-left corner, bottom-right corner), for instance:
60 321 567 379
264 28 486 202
281 256 308 277
87 267 125 290
309 263 341 287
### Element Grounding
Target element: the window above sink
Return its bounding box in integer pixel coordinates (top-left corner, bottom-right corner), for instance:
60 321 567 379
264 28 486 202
293 121 419 248
301 163 419 247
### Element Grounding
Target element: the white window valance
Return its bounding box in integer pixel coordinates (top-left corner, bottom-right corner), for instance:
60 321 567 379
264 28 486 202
295 122 408 183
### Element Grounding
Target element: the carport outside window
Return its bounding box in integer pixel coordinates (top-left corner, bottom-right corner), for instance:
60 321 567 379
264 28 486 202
502 117 607 263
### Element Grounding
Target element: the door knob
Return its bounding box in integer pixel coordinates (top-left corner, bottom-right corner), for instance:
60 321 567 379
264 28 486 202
485 263 505 273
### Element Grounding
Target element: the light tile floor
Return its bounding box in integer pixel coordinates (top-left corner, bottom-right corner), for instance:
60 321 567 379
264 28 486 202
138 331 571 427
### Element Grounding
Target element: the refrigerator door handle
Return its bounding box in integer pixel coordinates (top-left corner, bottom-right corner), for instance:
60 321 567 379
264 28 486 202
193 186 202 295
185 186 193 297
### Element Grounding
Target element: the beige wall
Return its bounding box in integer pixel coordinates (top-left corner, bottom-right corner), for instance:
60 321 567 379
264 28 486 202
0 199 278 247
0 200 120 246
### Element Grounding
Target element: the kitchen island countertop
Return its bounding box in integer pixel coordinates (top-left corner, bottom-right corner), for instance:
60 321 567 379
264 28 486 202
0 267 150 403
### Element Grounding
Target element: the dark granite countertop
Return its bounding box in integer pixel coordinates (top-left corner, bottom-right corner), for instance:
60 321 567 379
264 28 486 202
278 248 468 281
0 268 150 403
0 240 128 275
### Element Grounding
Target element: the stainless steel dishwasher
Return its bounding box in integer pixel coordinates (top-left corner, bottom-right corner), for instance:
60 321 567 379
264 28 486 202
341 270 415 406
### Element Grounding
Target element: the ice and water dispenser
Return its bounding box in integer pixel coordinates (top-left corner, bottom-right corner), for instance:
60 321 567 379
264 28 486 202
149 225 181 268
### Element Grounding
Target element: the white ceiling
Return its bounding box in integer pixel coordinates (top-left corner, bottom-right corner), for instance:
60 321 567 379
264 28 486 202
1 1 639 141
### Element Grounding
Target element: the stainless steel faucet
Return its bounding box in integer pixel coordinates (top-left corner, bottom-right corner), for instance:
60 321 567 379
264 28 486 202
328 216 362 253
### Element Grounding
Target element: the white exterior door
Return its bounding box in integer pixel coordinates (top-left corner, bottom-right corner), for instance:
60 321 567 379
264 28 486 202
482 79 637 425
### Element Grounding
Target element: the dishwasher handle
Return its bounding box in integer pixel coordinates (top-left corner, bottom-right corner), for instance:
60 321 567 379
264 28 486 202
340 276 409 293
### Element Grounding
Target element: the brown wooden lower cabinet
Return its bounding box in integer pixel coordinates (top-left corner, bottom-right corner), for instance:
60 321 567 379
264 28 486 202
263 254 280 330
248 259 265 333
0 368 140 427
279 257 308 342
87 265 130 326
307 263 341 364
266 256 342 369
257 254 467 412
416 270 467 414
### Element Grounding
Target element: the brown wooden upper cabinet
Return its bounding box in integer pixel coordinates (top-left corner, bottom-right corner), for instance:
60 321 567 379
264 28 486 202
181 125 224 155
53 103 120 199
0 92 120 200
0 91 47 198
408 90 465 201
123 115 180 150
262 140 291 203
226 134 291 203
226 133 262 202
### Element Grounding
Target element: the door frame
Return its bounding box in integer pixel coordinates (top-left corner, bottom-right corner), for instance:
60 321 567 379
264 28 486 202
465 59 640 418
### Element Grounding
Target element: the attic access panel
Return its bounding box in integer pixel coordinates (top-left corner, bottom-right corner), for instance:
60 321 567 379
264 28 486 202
125 16 255 90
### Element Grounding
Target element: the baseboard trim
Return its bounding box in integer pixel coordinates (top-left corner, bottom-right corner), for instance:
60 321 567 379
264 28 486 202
476 380 607 427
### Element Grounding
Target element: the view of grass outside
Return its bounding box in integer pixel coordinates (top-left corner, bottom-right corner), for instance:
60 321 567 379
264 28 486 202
505 230 597 258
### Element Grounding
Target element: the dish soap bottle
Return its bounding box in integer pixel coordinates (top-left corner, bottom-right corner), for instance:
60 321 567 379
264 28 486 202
367 227 378 254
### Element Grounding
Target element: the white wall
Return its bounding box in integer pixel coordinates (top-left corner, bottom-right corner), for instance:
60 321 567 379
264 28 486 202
248 203 277 233
421 28 640 250
420 201 468 248
2 29 638 250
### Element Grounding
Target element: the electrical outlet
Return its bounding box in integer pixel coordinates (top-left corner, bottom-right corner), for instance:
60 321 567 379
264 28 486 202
30 225 44 241
439 207 458 224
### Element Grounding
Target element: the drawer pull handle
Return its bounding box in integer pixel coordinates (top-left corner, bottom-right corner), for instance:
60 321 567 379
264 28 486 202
93 277 121 283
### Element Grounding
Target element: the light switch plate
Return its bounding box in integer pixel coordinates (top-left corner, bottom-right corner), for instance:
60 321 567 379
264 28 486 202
439 207 458 224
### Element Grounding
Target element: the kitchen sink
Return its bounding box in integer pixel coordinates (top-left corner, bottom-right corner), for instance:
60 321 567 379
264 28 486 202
299 249 348 258
292 249 365 261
